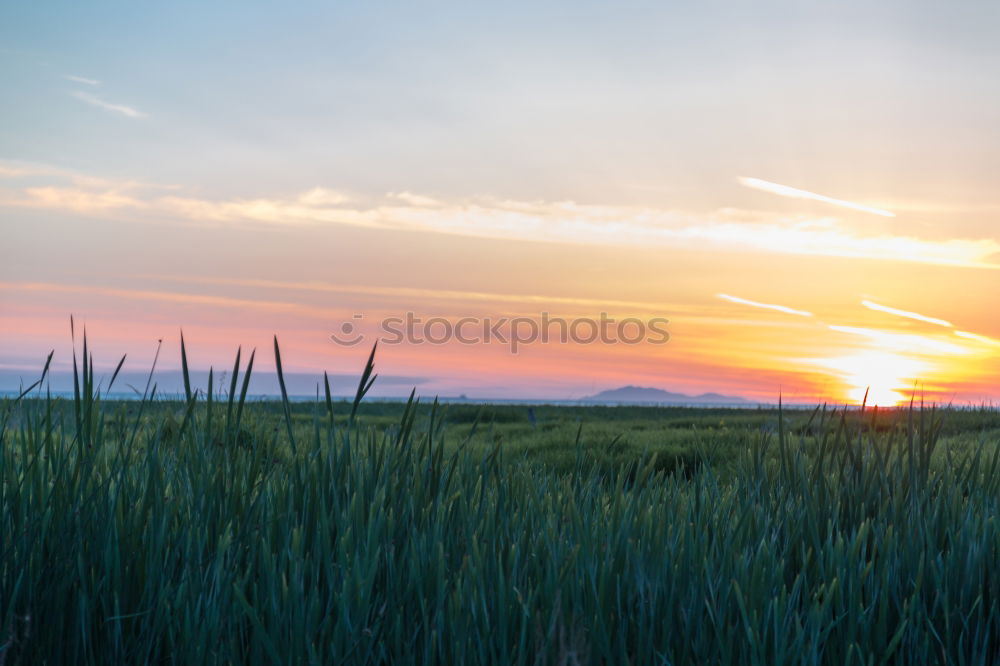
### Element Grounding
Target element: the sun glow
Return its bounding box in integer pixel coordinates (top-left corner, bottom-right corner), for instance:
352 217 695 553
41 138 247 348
807 351 928 406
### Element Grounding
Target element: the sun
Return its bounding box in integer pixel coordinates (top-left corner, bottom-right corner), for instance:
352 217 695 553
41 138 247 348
845 384 906 407
808 351 927 407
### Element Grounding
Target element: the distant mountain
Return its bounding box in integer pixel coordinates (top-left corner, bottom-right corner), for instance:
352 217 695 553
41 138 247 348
582 385 749 405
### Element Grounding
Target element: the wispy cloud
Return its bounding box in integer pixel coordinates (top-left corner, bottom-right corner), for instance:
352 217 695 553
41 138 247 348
148 194 999 268
390 191 442 207
861 300 953 327
71 91 146 118
3 163 998 269
65 74 100 86
298 188 352 206
144 274 677 313
739 177 895 218
0 165 36 178
0 160 68 179
0 281 337 320
828 325 970 355
856 300 1000 350
717 294 813 317
21 186 141 212
0 159 178 191
664 220 997 269
954 330 1000 347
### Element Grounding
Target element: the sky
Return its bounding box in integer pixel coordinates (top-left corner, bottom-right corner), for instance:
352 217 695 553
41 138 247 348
1 1 999 405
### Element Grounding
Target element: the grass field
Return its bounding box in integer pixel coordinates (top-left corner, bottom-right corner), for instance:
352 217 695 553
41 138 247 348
2 339 1000 664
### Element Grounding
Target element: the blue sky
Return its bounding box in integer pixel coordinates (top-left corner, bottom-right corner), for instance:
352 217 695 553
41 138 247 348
4 1 998 207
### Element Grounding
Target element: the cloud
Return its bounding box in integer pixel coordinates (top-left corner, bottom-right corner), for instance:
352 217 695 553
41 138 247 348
0 165 36 178
676 220 998 268
144 274 677 313
0 161 66 179
739 177 895 218
71 91 146 118
856 300 1000 351
954 330 1000 347
0 160 179 206
0 281 339 320
298 188 351 206
861 300 953 327
21 187 141 211
65 74 100 86
390 191 442 207
828 325 970 355
717 294 813 317
3 163 998 270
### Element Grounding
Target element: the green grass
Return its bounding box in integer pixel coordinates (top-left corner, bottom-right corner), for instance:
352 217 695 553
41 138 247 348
2 335 1000 664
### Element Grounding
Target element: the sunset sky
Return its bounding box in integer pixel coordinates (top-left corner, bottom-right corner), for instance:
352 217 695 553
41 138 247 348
2 1 999 404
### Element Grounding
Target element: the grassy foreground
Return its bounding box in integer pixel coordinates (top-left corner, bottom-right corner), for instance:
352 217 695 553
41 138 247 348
2 338 1000 664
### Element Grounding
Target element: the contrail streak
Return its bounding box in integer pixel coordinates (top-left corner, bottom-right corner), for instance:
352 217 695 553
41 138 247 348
954 330 1000 346
717 293 813 317
739 177 895 217
861 300 953 327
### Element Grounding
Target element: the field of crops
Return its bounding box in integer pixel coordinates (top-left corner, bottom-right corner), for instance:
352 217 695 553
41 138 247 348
2 340 1000 664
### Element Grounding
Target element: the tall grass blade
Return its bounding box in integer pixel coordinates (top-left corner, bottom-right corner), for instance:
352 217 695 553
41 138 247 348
273 336 297 455
349 343 378 424
180 329 193 402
